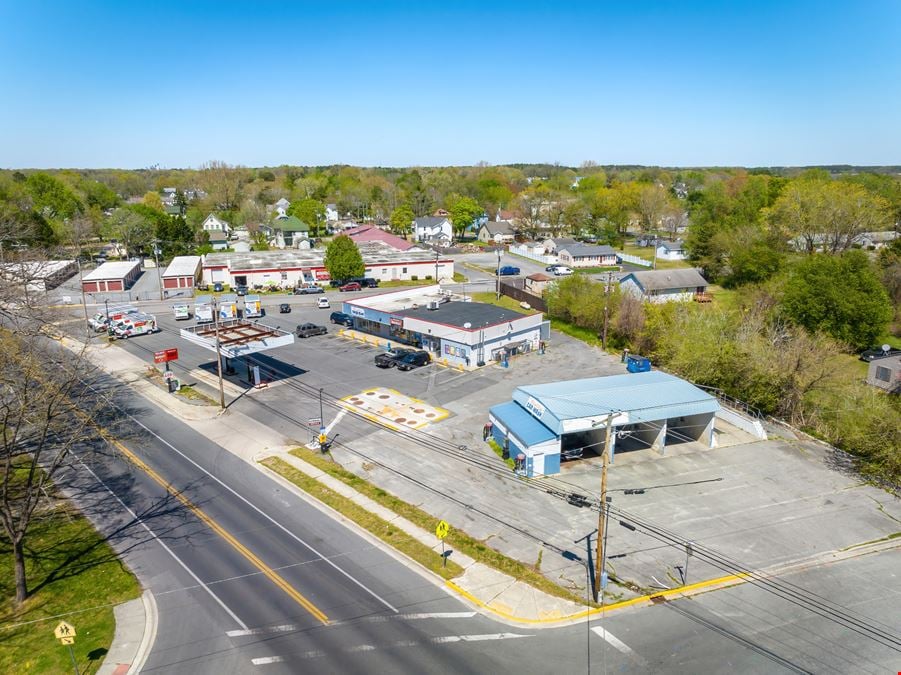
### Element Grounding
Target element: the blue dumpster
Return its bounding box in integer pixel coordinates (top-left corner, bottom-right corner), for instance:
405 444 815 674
626 355 651 373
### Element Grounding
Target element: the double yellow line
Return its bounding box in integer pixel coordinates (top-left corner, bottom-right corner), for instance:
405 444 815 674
107 436 330 625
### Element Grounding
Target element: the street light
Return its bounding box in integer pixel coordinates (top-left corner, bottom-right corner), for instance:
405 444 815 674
434 250 440 283
212 296 226 409
153 242 163 301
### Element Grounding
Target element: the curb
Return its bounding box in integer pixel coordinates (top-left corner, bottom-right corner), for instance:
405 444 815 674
129 590 158 675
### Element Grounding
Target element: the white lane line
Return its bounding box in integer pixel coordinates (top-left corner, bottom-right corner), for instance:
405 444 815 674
71 452 249 631
325 408 346 435
229 611 477 636
251 633 532 664
591 626 647 664
117 404 399 613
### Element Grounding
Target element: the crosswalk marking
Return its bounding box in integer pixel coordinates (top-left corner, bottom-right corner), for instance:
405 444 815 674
229 611 477 637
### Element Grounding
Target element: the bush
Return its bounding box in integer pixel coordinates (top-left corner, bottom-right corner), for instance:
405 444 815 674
411 275 418 281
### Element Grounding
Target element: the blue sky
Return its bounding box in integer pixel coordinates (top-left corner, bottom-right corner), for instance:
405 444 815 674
1 1 899 168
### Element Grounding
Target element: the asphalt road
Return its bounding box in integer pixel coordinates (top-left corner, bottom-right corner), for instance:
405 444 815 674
49 362 901 674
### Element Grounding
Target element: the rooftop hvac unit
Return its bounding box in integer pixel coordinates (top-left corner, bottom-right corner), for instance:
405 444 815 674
427 300 440 310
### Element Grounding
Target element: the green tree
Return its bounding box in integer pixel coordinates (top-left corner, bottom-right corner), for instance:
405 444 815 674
447 195 483 240
711 226 785 287
324 234 364 282
288 198 326 236
80 179 120 210
102 208 154 256
24 173 83 220
389 204 414 236
143 191 164 212
781 251 893 350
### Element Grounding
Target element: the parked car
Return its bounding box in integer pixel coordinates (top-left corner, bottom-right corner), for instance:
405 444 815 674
545 264 562 272
374 347 416 368
498 266 520 276
553 266 573 276
296 322 328 338
279 303 291 313
317 296 331 308
859 346 901 362
235 284 248 296
359 277 379 288
339 281 362 292
329 311 354 327
396 350 431 371
213 282 224 292
294 285 324 295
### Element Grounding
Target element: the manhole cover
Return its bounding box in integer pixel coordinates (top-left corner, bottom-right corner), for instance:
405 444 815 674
426 413 435 418
365 391 376 396
413 408 425 413
395 417 407 423
379 394 390 399
406 420 416 425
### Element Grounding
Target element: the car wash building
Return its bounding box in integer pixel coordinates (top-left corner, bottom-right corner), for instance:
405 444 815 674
488 371 720 476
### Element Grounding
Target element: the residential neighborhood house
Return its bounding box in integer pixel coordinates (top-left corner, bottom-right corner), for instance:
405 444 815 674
524 272 553 295
413 216 453 245
326 203 339 222
619 268 710 303
202 213 232 237
866 355 901 393
345 225 416 251
270 215 310 248
478 220 516 244
656 240 688 261
557 243 618 268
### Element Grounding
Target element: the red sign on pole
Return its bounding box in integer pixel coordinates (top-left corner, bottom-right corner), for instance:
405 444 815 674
153 348 179 364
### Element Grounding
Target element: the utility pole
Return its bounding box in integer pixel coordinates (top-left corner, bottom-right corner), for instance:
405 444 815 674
601 271 613 351
594 413 614 602
212 296 226 409
153 242 163 300
76 258 90 333
434 250 440 283
495 248 502 300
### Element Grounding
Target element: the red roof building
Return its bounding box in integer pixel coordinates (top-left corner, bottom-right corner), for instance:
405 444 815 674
344 225 415 251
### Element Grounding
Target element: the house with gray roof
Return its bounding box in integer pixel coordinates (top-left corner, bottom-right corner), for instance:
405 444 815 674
866 355 901 393
413 216 453 245
656 240 688 261
478 220 516 244
557 243 618 268
619 268 709 303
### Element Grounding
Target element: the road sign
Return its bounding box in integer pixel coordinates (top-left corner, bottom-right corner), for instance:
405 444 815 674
60 636 75 645
54 621 76 639
307 417 322 428
153 348 179 364
163 370 175 380
435 520 450 539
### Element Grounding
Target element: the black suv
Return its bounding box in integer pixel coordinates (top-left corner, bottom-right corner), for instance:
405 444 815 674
329 277 379 288
396 350 431 371
296 322 327 338
374 347 416 368
329 311 354 327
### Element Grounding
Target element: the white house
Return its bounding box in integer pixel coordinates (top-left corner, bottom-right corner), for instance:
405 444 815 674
656 240 688 261
413 216 453 244
557 243 618 268
272 197 290 217
478 220 516 244
620 269 709 303
326 203 339 222
202 214 232 236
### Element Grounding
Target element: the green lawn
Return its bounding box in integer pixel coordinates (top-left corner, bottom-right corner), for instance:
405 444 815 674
0 498 141 674
469 291 537 313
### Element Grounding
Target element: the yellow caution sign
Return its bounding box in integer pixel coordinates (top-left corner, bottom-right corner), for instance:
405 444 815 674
318 433 327 446
54 621 76 640
60 636 75 645
435 520 450 539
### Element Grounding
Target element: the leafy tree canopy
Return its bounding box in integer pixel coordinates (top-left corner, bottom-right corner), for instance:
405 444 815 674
323 234 365 281
780 250 893 350
24 172 83 220
389 204 414 234
447 195 483 238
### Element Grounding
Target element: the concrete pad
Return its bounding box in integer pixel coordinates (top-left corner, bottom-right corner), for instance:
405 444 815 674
341 387 449 430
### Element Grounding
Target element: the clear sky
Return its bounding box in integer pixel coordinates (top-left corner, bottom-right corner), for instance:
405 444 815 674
1 1 899 169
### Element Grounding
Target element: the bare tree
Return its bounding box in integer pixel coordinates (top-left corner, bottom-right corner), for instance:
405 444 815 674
637 183 672 234
199 160 248 211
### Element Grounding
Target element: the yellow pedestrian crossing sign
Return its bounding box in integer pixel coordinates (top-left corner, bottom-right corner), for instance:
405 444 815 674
54 621 76 640
60 636 75 645
435 520 450 539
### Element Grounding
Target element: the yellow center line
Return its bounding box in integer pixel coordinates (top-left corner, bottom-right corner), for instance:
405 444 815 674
107 435 330 625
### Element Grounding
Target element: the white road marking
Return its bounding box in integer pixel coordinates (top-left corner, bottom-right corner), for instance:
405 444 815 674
116 405 399 613
325 408 346 435
71 453 249 631
229 611 477 636
591 626 647 664
251 633 532 664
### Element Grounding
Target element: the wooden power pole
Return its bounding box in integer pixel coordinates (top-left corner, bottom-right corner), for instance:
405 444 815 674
594 413 614 601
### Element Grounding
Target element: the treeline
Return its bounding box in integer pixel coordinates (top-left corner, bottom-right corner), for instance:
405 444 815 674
546 260 901 482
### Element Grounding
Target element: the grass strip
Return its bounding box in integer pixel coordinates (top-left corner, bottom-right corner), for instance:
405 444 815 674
261 456 464 579
487 438 516 469
286 448 589 606
0 499 141 674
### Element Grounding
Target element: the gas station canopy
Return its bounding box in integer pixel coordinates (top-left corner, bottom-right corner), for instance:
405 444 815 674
179 319 295 359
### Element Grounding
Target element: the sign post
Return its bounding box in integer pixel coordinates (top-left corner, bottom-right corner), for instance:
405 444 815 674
435 520 450 567
53 621 79 675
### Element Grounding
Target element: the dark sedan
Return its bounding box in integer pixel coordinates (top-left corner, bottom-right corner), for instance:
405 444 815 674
278 303 291 313
374 347 416 368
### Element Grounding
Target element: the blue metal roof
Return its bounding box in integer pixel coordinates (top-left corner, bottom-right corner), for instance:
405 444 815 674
489 401 557 446
512 371 719 434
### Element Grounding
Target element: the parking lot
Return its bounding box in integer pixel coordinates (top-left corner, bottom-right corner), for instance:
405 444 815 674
61 288 901 601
